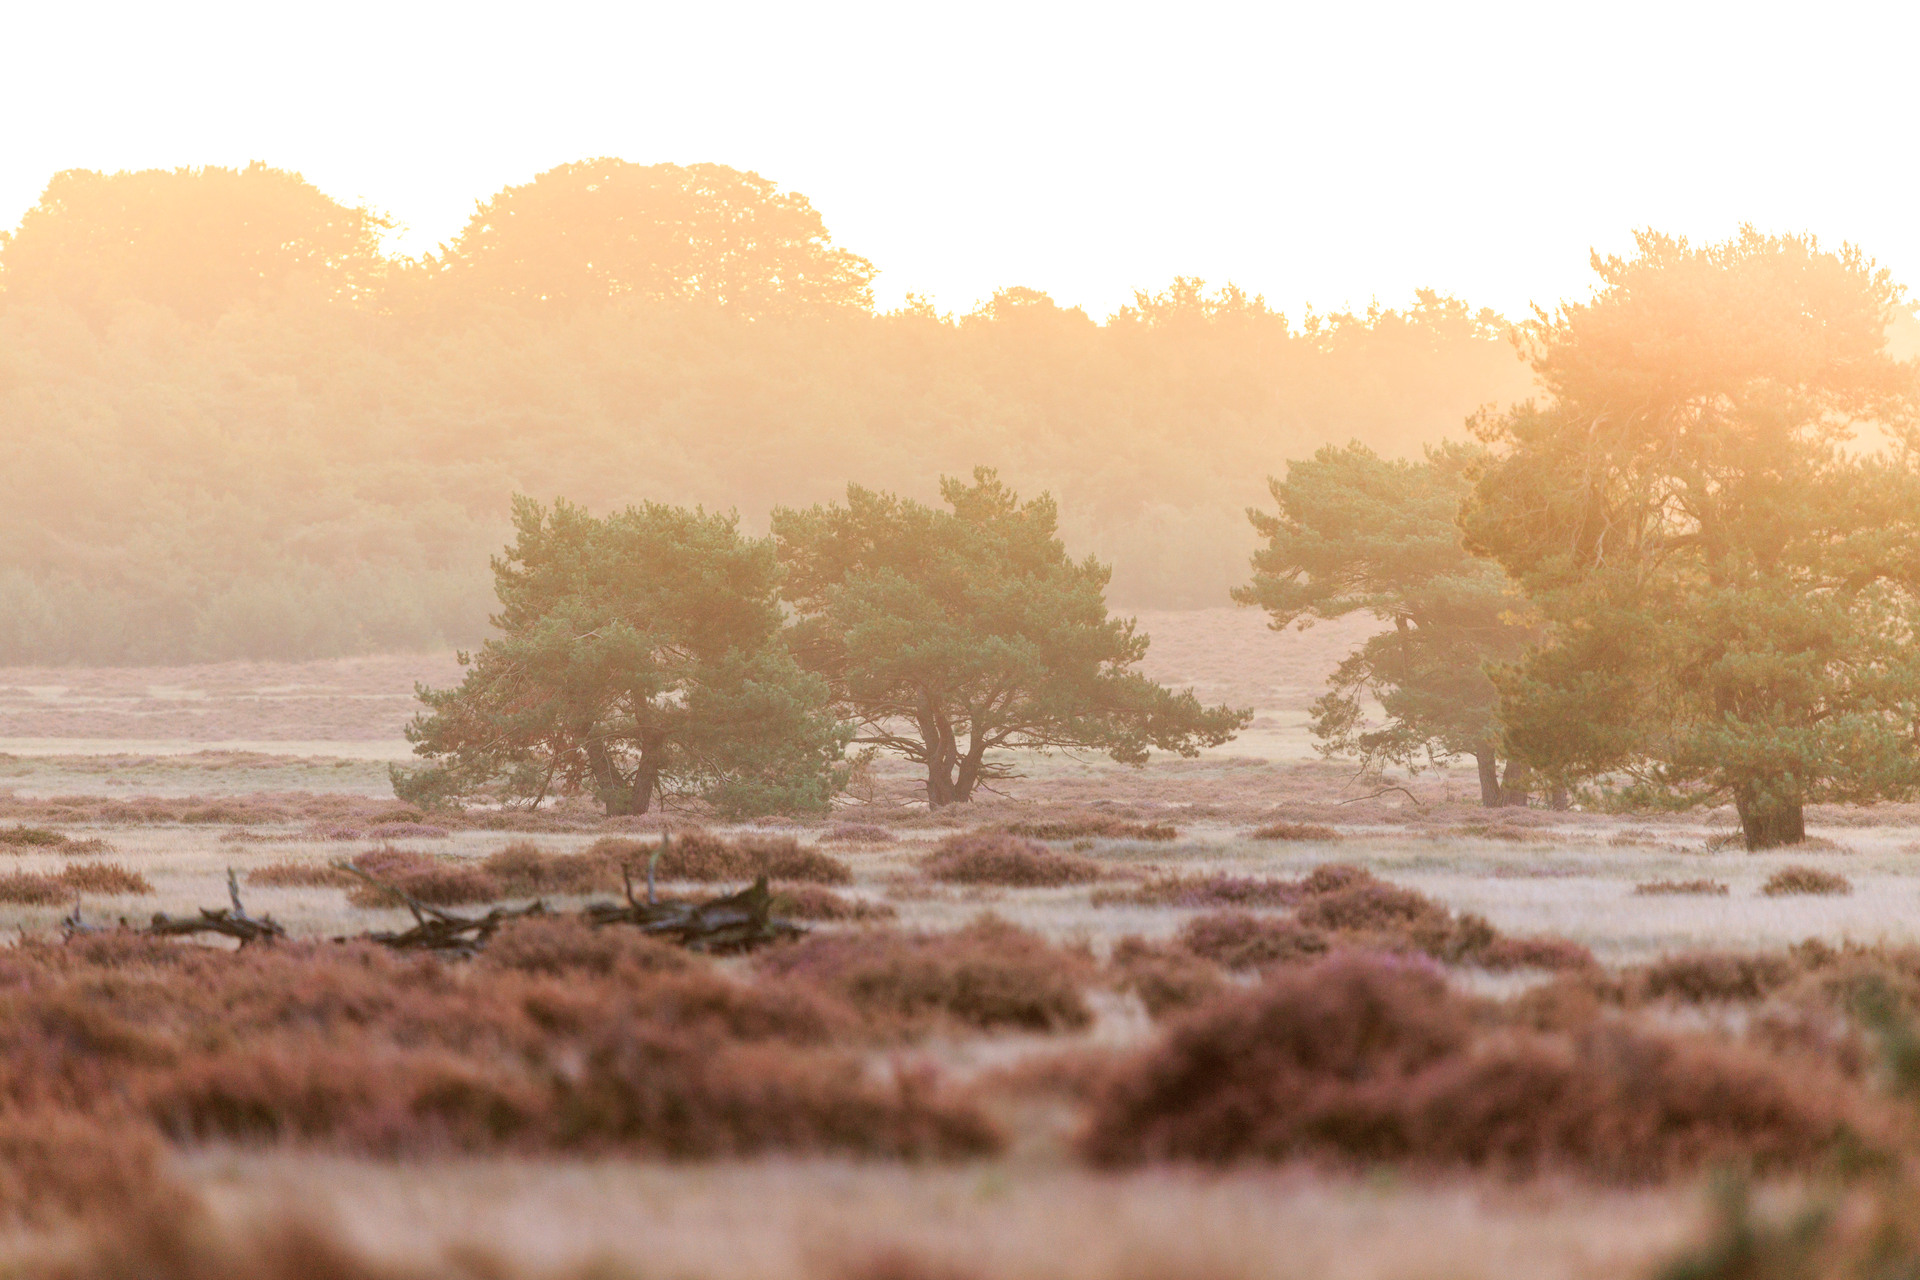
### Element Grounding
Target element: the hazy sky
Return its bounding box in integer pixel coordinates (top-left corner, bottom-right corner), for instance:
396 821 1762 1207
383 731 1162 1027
7 0 1916 319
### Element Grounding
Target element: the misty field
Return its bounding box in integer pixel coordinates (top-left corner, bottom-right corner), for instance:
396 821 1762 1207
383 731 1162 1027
0 612 1913 1277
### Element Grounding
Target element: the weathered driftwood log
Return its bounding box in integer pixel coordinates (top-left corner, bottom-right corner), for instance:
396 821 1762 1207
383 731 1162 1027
584 856 805 953
144 869 286 946
332 860 547 956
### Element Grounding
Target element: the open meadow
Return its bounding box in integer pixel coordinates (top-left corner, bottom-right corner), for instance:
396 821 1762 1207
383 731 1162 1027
0 610 1913 1278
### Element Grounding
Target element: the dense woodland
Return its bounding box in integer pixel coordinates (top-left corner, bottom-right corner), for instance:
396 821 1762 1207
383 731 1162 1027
0 161 1533 663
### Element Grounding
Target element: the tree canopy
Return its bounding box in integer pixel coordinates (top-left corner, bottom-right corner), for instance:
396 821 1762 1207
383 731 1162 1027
1235 441 1538 805
0 163 387 324
394 497 848 817
1462 229 1920 848
429 159 876 315
773 469 1248 806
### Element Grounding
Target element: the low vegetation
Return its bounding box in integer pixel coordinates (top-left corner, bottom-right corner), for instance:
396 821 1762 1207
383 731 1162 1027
1762 866 1853 896
918 831 1107 887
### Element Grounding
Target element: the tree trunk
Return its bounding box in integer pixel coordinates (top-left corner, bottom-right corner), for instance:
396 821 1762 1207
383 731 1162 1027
918 694 962 807
1474 751 1501 808
952 739 989 803
1734 783 1805 850
584 734 659 817
1547 786 1571 812
1498 759 1532 808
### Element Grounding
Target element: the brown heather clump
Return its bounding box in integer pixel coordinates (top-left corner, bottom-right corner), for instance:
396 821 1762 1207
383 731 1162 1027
247 860 357 889
1109 936 1229 1017
590 831 854 885
1092 873 1301 909
0 825 112 856
919 831 1105 887
771 885 898 922
1082 953 1860 1180
1762 866 1852 896
1249 821 1340 841
0 871 72 905
478 916 696 978
1179 912 1329 970
1638 950 1804 1003
757 917 1096 1032
821 823 895 845
56 861 153 896
481 840 622 896
1473 936 1596 973
1634 878 1730 896
345 846 502 907
1001 816 1178 841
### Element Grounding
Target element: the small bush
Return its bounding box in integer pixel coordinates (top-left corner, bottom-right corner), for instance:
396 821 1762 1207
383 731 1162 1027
1082 953 1859 1179
1178 911 1328 970
247 861 357 889
1002 816 1178 841
1249 822 1340 841
479 916 696 978
1092 874 1300 909
753 839 855 885
920 831 1105 887
1473 935 1596 972
1110 936 1228 1017
1640 951 1802 1003
589 832 852 884
0 825 67 848
1294 880 1449 934
1762 866 1851 897
758 918 1095 1032
821 824 895 845
57 862 153 896
771 885 898 922
481 840 621 896
344 846 501 907
1634 879 1730 896
363 821 452 840
0 872 69 905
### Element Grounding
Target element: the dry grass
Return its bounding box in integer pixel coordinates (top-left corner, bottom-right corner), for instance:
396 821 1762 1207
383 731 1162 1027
1093 872 1300 909
1634 879 1730 896
589 832 854 885
1249 821 1340 841
248 861 358 889
0 825 112 856
1001 816 1178 841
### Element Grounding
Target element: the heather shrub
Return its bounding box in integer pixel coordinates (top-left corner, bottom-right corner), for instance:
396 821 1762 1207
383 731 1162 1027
758 918 1095 1031
1473 935 1597 973
0 825 69 848
920 831 1105 887
1298 863 1376 894
57 862 153 896
1639 951 1803 1003
0 871 70 905
344 846 501 907
363 821 452 840
753 839 855 885
1109 936 1228 1017
1178 911 1328 970
1002 816 1178 841
1635 879 1730 896
479 916 695 978
1249 822 1340 841
588 831 852 884
1763 866 1852 896
1093 874 1300 909
771 885 898 922
247 861 357 889
1083 953 1859 1179
481 840 621 896
1293 879 1448 934
821 824 894 845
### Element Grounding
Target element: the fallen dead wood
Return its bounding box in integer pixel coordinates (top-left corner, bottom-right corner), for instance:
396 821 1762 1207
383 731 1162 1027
584 860 805 953
143 869 286 946
332 860 547 955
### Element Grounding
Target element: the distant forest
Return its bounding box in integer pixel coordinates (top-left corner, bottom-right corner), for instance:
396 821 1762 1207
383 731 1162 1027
0 160 1536 664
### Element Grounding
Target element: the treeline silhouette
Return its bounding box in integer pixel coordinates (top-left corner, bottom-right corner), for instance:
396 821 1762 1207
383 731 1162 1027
0 160 1531 664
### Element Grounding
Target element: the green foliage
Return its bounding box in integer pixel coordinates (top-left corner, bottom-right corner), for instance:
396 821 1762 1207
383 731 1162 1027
1235 442 1535 804
395 497 850 817
1463 229 1920 847
0 159 1533 662
773 469 1247 805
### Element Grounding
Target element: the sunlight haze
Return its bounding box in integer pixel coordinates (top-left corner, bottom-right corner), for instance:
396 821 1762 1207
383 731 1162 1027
10 0 1916 317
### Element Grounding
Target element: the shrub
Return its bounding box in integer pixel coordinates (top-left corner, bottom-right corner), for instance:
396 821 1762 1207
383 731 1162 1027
481 841 622 896
821 824 895 845
1473 935 1596 972
1249 822 1340 841
344 846 501 907
1092 874 1300 909
363 821 452 840
0 1109 188 1226
1634 879 1730 896
1294 880 1447 934
1109 937 1228 1017
247 860 358 889
1178 912 1328 970
920 831 1104 887
1082 953 1858 1180
479 916 695 978
0 871 69 905
588 832 852 884
0 825 67 848
770 885 898 922
1762 866 1852 896
1639 951 1803 1003
758 918 1095 1032
57 862 153 896
1002 816 1178 841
